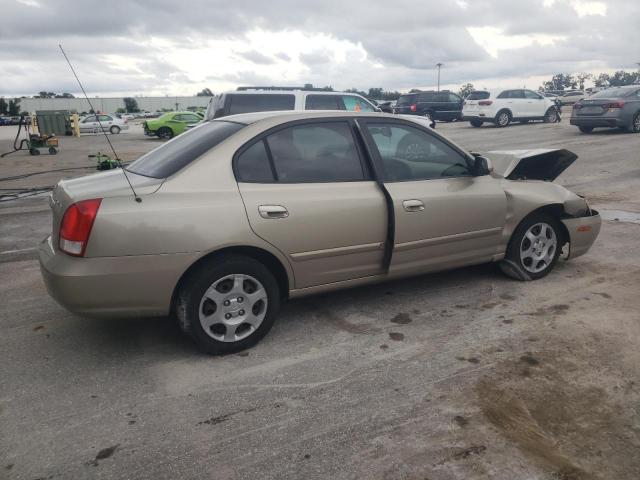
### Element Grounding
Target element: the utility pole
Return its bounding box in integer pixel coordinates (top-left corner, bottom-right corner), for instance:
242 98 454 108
436 63 443 92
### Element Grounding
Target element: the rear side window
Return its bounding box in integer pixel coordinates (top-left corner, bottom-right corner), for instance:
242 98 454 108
341 96 375 112
466 91 490 100
397 94 418 106
128 121 245 178
227 94 295 115
417 92 434 102
305 95 345 110
266 122 366 182
235 140 274 182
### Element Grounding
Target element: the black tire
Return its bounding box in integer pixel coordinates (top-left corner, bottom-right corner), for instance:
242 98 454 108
157 127 173 139
110 125 121 134
627 112 640 133
176 254 280 355
543 108 558 123
578 126 593 133
470 119 483 128
29 147 39 155
495 110 511 128
48 147 57 155
500 213 564 281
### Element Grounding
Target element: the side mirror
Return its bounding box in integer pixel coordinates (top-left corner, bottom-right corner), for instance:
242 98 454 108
473 155 493 176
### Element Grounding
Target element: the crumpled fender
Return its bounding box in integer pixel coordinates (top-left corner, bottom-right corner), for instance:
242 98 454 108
486 149 577 181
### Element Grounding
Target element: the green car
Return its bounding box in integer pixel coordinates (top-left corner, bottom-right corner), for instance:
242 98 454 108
143 111 203 139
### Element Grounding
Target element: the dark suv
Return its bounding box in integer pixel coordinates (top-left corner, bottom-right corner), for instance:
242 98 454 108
393 90 464 122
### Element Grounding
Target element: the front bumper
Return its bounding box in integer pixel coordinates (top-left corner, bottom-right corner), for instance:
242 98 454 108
570 116 625 128
39 236 200 318
561 211 601 259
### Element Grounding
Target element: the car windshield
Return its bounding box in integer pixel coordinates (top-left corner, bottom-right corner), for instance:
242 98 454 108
590 87 637 98
396 94 418 106
466 91 490 100
127 120 245 178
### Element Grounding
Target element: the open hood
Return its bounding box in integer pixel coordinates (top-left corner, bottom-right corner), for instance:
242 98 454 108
485 149 577 181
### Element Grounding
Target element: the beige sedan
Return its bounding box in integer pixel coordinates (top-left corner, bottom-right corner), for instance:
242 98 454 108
40 111 601 354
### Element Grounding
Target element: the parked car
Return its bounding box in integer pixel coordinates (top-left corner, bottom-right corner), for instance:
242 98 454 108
373 100 395 113
558 91 585 106
78 114 129 134
39 110 600 355
393 90 464 123
205 88 379 120
570 85 640 133
143 111 203 139
462 89 559 127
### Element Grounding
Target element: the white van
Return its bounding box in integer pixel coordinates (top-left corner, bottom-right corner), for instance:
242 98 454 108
205 88 379 120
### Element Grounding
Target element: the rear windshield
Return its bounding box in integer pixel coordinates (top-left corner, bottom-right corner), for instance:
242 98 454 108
127 121 245 178
466 91 490 100
396 94 418 106
590 87 638 98
227 94 295 115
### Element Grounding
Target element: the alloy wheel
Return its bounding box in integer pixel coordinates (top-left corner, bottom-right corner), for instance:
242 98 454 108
198 274 268 342
520 222 557 274
498 112 510 127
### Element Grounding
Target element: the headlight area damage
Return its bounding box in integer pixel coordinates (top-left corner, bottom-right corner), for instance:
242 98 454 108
485 148 601 280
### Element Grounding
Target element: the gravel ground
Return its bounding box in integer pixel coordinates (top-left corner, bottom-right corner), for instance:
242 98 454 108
1 115 639 480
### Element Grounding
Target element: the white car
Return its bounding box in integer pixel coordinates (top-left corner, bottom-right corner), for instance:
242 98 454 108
78 114 129 134
205 88 380 120
462 89 558 128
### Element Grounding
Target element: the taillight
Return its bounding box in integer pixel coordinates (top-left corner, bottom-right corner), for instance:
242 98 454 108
410 104 417 112
478 100 493 106
59 198 102 257
603 101 625 109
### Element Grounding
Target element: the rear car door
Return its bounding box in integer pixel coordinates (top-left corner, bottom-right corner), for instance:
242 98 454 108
79 115 97 133
359 119 507 276
236 119 387 288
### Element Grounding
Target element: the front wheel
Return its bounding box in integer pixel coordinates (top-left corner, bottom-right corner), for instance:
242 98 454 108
500 213 563 281
470 119 483 128
110 125 121 134
544 108 558 123
176 255 280 355
578 126 593 133
495 110 511 128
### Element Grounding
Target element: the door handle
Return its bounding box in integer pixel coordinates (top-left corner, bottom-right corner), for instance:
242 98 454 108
258 205 289 219
402 199 425 212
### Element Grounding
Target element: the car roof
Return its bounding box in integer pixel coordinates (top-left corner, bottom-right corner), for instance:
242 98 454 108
212 110 395 125
220 90 367 97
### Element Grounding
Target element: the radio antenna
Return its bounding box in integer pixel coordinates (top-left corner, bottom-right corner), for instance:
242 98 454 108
59 44 141 203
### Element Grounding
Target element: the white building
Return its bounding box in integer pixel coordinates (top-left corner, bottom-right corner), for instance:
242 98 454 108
4 96 212 114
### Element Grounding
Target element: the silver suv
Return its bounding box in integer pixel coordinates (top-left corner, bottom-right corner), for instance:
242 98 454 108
40 111 600 355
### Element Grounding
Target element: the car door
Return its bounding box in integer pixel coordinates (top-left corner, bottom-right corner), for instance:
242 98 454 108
359 119 507 277
523 90 546 117
236 119 388 289
79 115 96 133
507 90 527 117
98 115 113 132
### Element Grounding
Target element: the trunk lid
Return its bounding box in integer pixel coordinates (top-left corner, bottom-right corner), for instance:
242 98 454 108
574 98 620 116
49 169 163 251
485 149 577 181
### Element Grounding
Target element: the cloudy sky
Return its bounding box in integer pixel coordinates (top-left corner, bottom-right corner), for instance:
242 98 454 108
1 0 638 97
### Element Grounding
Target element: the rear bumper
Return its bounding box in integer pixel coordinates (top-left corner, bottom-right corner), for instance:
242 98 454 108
462 114 493 122
39 236 199 318
561 211 601 260
570 116 625 128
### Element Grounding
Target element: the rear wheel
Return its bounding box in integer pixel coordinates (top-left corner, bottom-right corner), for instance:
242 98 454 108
110 125 121 134
627 112 640 133
495 110 511 128
157 127 173 139
578 126 593 133
48 147 57 155
500 213 563 281
176 255 280 355
470 119 483 128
